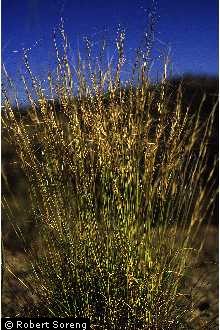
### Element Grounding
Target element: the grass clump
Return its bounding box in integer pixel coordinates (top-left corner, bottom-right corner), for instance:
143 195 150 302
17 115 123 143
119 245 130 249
2 18 218 329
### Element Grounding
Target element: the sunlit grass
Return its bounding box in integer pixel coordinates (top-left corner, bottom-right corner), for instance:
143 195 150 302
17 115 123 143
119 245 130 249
2 17 217 328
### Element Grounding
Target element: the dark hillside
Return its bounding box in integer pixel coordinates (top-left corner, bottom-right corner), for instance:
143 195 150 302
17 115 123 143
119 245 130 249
167 75 218 225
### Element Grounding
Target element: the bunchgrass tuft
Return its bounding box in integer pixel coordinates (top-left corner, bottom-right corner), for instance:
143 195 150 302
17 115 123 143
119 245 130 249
2 18 218 329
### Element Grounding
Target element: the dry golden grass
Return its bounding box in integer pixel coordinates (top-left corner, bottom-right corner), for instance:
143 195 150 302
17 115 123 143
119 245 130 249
2 19 218 328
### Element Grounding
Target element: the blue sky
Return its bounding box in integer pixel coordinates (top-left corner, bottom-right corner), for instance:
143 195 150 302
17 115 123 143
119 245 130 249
2 0 218 102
